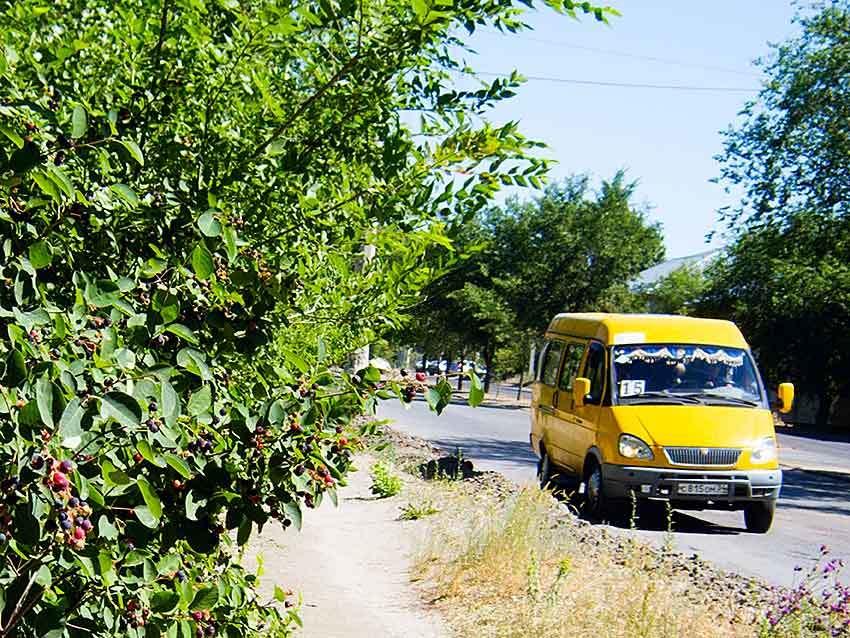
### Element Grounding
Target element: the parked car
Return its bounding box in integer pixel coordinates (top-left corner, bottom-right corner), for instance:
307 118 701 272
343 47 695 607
530 313 793 533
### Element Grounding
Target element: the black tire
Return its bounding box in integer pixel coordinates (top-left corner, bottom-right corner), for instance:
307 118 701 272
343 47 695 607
584 460 607 521
538 446 554 489
744 501 776 533
638 500 669 531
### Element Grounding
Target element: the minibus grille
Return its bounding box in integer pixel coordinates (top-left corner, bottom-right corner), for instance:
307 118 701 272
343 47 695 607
663 447 741 467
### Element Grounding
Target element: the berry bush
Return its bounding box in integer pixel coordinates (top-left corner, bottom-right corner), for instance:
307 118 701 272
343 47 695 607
0 0 612 635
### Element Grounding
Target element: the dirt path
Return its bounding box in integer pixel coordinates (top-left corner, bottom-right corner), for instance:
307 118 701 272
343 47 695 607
246 457 447 638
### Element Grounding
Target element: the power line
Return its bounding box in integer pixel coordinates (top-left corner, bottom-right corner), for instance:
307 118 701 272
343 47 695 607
472 70 758 92
477 30 760 78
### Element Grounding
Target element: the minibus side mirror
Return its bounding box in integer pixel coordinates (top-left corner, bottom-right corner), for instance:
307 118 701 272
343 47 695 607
573 377 591 408
777 382 794 414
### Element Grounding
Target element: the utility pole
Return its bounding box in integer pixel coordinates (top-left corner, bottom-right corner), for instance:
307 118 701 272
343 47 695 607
352 243 376 372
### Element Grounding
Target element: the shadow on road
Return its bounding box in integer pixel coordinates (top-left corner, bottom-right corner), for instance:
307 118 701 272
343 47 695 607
779 469 850 517
778 427 850 444
428 436 538 464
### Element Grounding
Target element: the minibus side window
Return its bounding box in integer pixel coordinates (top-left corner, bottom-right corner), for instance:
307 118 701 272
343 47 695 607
582 341 606 404
558 343 586 391
539 341 563 386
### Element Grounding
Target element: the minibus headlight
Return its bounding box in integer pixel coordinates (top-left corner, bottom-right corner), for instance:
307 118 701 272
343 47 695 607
619 434 653 460
751 437 777 463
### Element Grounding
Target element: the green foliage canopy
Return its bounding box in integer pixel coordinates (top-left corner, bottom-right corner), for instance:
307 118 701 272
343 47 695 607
0 0 617 634
709 1 850 425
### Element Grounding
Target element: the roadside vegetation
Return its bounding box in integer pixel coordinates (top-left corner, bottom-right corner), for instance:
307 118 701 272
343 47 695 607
0 0 620 634
368 427 849 638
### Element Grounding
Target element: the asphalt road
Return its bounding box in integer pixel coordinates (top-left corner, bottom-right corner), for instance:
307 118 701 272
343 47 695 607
377 398 850 586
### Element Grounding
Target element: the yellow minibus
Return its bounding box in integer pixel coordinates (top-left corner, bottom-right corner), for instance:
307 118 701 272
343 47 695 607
530 313 794 533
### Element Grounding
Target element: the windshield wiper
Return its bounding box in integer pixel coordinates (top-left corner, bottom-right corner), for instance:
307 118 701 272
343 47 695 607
697 393 761 407
620 391 705 405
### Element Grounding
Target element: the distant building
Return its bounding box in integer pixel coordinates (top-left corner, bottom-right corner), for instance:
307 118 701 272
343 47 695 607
634 248 722 287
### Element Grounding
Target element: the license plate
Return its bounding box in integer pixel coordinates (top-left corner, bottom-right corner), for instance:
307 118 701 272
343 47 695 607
677 482 728 496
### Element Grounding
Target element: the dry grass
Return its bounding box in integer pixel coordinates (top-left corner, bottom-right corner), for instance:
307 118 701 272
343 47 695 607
412 485 761 638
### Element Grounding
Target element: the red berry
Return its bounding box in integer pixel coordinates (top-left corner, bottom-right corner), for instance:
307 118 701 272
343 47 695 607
191 611 203 622
73 526 85 540
133 452 144 464
338 437 348 447
51 472 69 488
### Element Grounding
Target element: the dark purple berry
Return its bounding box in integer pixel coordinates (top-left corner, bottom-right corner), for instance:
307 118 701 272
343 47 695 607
81 519 92 531
68 497 79 507
75 516 84 525
61 519 72 530
60 460 74 473
148 401 157 412
58 511 68 520
30 455 44 470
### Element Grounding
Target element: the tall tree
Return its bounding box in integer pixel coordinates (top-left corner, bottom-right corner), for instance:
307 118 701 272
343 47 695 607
709 0 850 426
405 174 664 387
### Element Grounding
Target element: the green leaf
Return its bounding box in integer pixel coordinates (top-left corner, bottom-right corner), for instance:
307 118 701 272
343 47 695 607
191 243 214 279
114 347 137 370
280 348 308 374
425 379 453 415
71 105 87 139
165 323 198 345
36 373 54 428
237 517 251 546
282 501 302 531
32 171 59 199
98 515 118 540
120 139 144 165
151 591 180 614
59 397 85 449
100 392 142 428
468 371 485 408
185 490 206 521
28 240 53 269
137 440 166 467
273 585 288 602
190 587 219 610
165 453 192 479
197 211 222 238
35 565 52 588
46 164 74 197
160 381 180 426
157 553 181 575
176 348 211 380
98 551 116 586
0 123 24 149
222 226 238 263
134 504 158 529
110 183 139 207
187 385 212 416
136 476 162 521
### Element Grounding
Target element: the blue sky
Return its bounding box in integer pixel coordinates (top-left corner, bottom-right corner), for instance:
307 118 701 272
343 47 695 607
460 0 798 257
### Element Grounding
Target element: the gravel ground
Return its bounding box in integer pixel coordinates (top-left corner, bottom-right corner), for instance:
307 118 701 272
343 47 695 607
374 425 774 616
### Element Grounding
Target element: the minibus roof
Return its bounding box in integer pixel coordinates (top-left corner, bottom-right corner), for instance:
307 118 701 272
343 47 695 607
546 313 749 349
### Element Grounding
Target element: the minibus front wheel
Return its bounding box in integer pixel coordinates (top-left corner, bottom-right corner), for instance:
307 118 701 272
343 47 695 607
584 460 607 521
744 500 776 534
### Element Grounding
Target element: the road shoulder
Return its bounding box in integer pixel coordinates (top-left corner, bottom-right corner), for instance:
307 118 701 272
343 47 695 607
245 454 447 638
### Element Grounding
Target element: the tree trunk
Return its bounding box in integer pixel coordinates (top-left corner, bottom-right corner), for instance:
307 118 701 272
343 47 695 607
457 350 465 391
816 387 832 428
516 368 524 400
483 339 494 394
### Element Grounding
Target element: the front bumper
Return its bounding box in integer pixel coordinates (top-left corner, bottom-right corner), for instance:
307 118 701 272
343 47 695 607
602 463 781 506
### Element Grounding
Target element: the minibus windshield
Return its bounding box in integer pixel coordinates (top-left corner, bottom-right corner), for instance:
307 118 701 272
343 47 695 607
611 344 766 407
